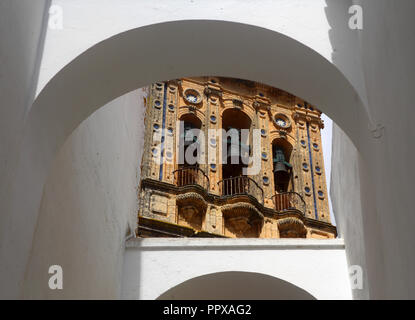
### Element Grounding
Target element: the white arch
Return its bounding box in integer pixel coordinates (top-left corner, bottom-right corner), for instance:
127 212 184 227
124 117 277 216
122 238 351 300
1 20 373 297
157 271 316 300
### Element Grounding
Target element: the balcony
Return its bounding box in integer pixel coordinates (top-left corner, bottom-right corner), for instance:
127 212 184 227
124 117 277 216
272 192 306 215
218 176 264 205
173 166 210 230
272 192 307 238
173 166 210 191
218 176 264 237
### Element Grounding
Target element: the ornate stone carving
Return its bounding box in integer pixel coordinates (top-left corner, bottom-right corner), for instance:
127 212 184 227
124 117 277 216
137 77 336 238
277 217 307 238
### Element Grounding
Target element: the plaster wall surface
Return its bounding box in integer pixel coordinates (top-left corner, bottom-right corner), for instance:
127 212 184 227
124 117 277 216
37 0 333 94
0 0 50 299
22 89 146 299
328 0 415 299
330 126 368 299
0 0 48 180
122 238 352 300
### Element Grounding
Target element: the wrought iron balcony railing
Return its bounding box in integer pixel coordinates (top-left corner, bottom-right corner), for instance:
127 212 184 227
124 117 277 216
218 176 264 205
173 166 210 191
272 192 306 215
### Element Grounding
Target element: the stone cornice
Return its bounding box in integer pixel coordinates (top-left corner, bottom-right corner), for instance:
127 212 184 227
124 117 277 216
140 178 337 237
126 237 346 250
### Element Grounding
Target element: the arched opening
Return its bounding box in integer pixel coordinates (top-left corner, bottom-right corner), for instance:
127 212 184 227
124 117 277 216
221 108 251 181
157 271 316 300
178 113 202 167
3 20 372 298
272 138 294 193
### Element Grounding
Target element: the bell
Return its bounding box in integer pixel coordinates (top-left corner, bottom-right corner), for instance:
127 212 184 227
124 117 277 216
273 147 291 192
274 160 290 181
274 161 289 174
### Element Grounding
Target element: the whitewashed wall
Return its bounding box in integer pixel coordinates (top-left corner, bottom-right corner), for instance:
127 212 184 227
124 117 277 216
22 89 146 299
122 238 352 300
329 0 415 299
37 0 333 95
0 0 50 299
1 0 344 299
2 0 415 300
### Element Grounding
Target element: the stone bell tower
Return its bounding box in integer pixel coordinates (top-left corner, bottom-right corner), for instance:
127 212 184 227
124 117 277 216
137 77 336 239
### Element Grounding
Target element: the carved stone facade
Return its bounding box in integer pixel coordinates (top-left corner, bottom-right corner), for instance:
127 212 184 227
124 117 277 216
137 77 336 238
